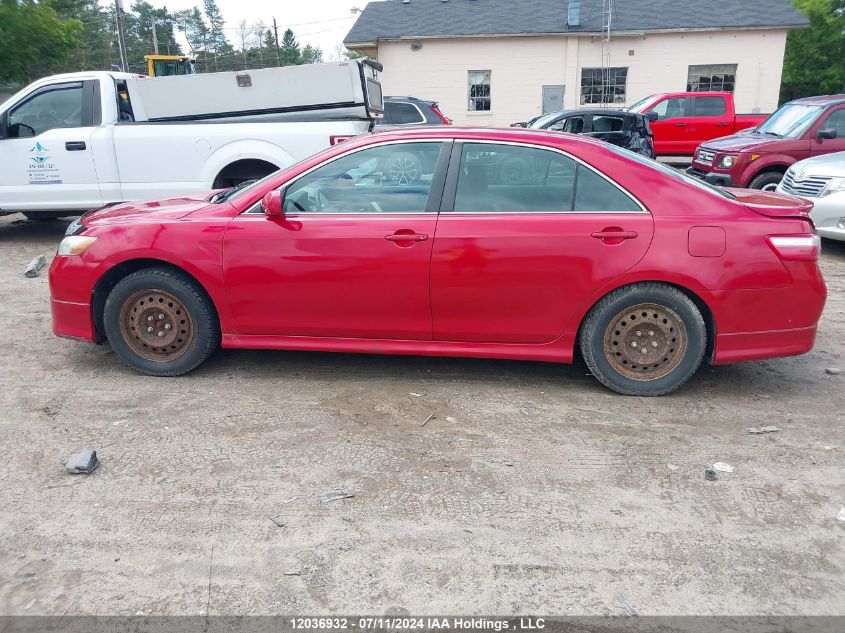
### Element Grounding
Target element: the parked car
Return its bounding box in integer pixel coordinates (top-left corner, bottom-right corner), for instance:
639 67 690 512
626 91 768 156
375 96 451 128
688 94 845 190
0 61 383 220
776 151 845 241
522 109 655 158
50 127 825 396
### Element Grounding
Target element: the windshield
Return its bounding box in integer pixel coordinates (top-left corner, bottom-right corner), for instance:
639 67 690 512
756 104 823 138
626 96 658 113
528 112 562 129
604 144 736 200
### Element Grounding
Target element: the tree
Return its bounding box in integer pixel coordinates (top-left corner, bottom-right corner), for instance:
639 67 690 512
0 0 84 82
203 0 228 62
300 45 323 65
781 0 845 102
279 28 300 65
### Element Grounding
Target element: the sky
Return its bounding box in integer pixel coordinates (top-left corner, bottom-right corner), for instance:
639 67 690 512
110 0 368 60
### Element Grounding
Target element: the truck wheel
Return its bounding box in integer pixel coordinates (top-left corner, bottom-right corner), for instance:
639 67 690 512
748 171 783 191
579 283 706 396
103 267 220 376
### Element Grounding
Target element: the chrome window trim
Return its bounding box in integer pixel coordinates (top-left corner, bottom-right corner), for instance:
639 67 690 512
242 138 447 215
450 138 650 214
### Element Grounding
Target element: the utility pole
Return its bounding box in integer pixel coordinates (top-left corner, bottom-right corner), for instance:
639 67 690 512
151 19 160 55
272 17 282 65
114 0 130 72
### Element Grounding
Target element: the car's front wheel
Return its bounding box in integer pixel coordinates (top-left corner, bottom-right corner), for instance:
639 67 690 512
103 267 220 376
579 283 706 396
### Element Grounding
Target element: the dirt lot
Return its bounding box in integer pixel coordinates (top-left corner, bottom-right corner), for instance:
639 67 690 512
0 213 843 617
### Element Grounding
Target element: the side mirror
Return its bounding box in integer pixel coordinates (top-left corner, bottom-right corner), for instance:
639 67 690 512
647 111 659 122
818 128 837 140
261 190 284 216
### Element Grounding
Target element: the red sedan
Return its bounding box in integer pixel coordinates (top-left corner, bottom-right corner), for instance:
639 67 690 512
49 127 826 396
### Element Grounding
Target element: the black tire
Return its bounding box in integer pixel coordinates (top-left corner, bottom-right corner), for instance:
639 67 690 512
748 171 783 191
579 283 706 396
103 267 220 376
23 212 68 221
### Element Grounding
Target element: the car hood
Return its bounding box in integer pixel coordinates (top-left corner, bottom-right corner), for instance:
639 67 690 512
700 131 783 153
83 193 216 226
788 151 845 178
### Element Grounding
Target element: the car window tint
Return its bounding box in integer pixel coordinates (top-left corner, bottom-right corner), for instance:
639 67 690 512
283 142 443 213
822 108 845 137
650 97 688 121
591 116 624 132
454 143 577 212
693 96 726 117
550 116 585 133
574 166 641 212
8 84 84 137
386 102 425 125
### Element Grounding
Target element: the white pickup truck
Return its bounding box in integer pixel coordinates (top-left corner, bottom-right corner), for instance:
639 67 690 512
0 60 383 219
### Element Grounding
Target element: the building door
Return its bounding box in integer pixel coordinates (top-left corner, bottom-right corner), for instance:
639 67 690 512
542 85 565 115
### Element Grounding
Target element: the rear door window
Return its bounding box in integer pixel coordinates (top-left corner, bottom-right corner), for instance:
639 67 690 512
386 102 425 125
450 143 641 213
692 96 727 117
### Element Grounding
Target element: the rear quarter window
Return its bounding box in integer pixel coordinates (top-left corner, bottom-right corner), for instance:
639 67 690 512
386 102 425 125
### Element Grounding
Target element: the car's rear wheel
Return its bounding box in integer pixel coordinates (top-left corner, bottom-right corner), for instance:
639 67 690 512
103 267 220 376
579 283 706 396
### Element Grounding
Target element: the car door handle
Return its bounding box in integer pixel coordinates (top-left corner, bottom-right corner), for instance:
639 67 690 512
716 122 730 127
674 123 687 127
65 141 86 151
592 230 638 242
385 232 428 243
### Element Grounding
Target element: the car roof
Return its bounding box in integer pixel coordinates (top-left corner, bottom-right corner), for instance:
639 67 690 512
787 94 845 106
362 125 612 150
543 108 639 118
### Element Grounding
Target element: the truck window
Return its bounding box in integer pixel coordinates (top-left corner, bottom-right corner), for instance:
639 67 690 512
650 97 688 121
693 96 726 117
819 109 845 138
7 84 84 138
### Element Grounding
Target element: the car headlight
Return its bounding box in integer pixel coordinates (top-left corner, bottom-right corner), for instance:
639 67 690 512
57 235 97 256
718 155 736 169
820 177 845 198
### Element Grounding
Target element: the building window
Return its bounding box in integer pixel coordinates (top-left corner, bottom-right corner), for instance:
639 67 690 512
580 67 628 105
468 70 491 111
687 64 737 93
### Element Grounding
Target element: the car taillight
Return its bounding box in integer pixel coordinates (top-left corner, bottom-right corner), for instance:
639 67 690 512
430 104 451 125
766 234 821 262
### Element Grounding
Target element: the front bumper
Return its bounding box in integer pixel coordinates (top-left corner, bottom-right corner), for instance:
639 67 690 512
809 192 845 242
687 166 733 187
51 298 96 341
49 255 99 343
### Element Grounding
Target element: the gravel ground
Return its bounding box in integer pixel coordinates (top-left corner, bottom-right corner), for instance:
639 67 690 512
0 213 843 616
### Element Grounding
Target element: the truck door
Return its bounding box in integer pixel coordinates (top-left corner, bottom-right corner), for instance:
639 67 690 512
646 96 693 155
689 95 730 146
0 80 102 213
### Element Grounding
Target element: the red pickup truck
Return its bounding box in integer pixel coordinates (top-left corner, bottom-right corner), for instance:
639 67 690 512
627 92 768 156
687 94 845 190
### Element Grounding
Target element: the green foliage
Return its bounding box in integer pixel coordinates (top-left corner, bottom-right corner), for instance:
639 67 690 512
0 0 84 82
781 0 845 102
0 0 329 83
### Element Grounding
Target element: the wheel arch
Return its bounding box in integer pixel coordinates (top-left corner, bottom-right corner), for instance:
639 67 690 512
201 139 295 187
91 258 222 342
742 160 790 188
572 280 716 362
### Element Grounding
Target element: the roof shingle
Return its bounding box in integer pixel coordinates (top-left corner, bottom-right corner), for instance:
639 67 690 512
344 0 808 44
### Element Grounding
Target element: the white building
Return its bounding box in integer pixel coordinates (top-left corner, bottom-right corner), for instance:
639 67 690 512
345 0 808 127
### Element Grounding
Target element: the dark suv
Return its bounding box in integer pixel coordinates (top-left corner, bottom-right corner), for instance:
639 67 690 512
375 96 452 128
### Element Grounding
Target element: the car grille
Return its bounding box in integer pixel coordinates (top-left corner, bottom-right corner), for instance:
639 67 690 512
696 148 716 165
780 168 833 198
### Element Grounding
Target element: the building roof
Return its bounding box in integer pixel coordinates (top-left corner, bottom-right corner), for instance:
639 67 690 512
345 0 808 45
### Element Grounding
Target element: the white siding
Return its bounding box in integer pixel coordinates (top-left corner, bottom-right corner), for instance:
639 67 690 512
372 28 788 126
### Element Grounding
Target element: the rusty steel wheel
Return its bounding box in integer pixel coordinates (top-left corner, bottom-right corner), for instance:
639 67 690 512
603 303 688 381
580 283 706 396
118 289 195 362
